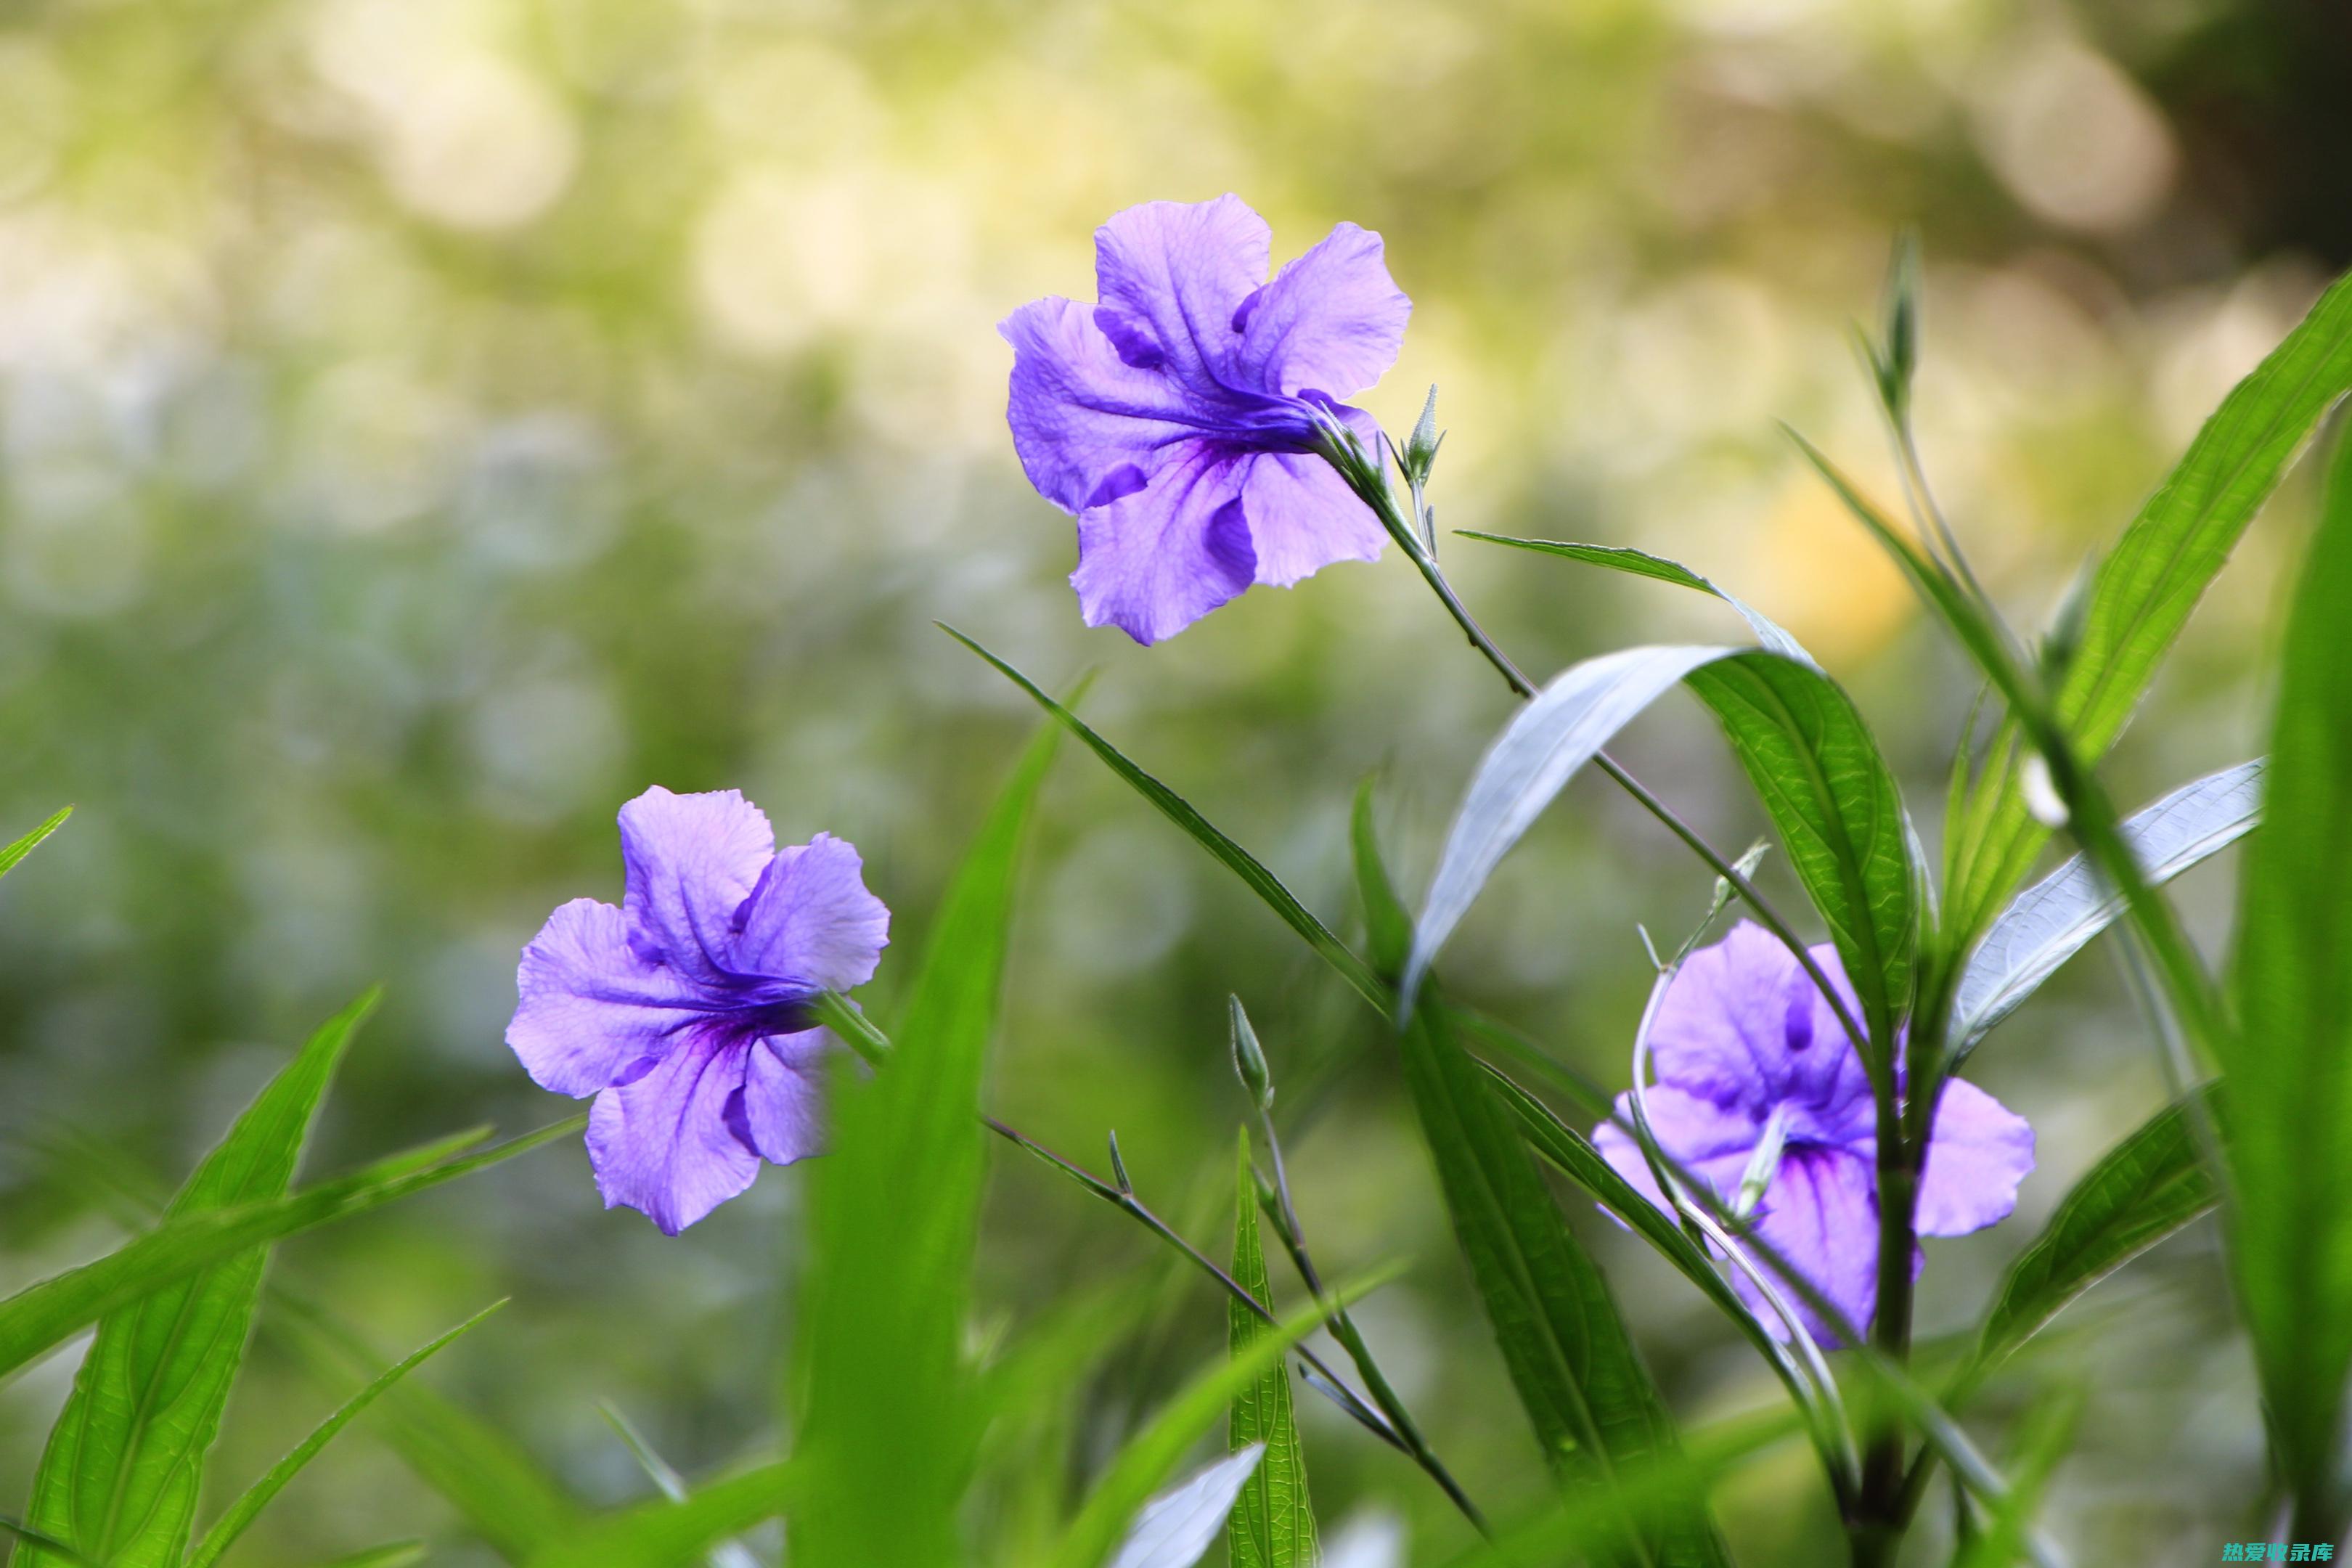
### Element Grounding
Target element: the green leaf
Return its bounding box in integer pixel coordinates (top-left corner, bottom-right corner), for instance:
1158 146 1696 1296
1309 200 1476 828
790 711 1063 1568
1226 1133 1315 1568
18 990 379 1568
1949 1389 2083 1568
1452 536 1813 666
1396 999 1726 1567
311 1543 427 1568
1406 644 1917 1071
531 1463 794 1568
0 1116 579 1388
949 627 1386 1010
1951 266 2352 938
279 1291 584 1563
1682 653 1916 1058
1953 759 2264 1062
2221 424 2352 1540
1965 1091 2221 1397
0 805 70 882
1047 1272 1392 1568
185 1301 505 1568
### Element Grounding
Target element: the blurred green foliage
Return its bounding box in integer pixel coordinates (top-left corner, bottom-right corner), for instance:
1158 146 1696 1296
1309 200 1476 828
0 0 2335 1561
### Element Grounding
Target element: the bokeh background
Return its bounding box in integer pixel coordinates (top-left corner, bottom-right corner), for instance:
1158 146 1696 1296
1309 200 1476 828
0 0 2341 1561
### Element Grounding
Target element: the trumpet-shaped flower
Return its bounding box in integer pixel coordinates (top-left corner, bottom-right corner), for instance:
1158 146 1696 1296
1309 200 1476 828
1595 922 2034 1345
1000 194 1410 645
507 787 889 1233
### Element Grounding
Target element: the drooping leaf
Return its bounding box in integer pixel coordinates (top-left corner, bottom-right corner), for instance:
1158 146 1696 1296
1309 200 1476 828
1398 1003 1726 1567
790 713 1063 1568
185 1302 505 1568
2221 425 2352 1541
1227 1134 1315 1568
1114 1446 1264 1568
18 991 380 1568
951 627 1385 1010
1964 1090 2222 1397
1949 265 2352 939
0 1116 577 1387
1953 759 2265 1061
1048 1273 1392 1568
0 805 70 883
529 1463 794 1568
1405 645 1917 1073
1453 535 1813 666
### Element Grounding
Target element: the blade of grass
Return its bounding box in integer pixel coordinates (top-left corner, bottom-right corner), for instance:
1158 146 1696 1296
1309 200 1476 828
2221 425 2352 1541
19 990 380 1568
0 1116 579 1387
185 1302 506 1568
789 711 1063 1567
1226 1133 1315 1568
0 805 70 882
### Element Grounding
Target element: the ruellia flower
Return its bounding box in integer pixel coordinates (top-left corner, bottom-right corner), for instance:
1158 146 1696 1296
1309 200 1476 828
1595 921 2034 1345
999 193 1411 645
507 787 889 1234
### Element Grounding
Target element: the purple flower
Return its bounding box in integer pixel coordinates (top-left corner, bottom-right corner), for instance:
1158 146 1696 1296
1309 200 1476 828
999 194 1411 645
507 787 889 1234
1595 922 2034 1345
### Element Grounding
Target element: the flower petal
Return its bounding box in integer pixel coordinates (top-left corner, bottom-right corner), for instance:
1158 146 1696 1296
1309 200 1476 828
1915 1077 2036 1237
508 897 705 1096
1070 444 1256 644
1738 1145 1892 1347
1233 222 1410 399
586 1037 759 1234
1649 923 1874 1138
999 295 1201 516
735 832 891 993
738 1029 830 1165
1091 195 1270 391
1234 449 1387 589
1594 1085 1762 1199
618 787 775 981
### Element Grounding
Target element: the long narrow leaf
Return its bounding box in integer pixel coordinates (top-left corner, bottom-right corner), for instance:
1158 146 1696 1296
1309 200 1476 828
0 805 70 882
949 627 1385 1010
277 1292 585 1563
1227 1135 1315 1568
1964 1091 2221 1397
185 1302 506 1568
790 712 1063 1567
2221 425 2352 1540
1048 1273 1393 1568
0 1117 579 1387
1954 759 2265 1060
530 1463 793 1568
20 990 380 1568
1407 644 1917 1072
1453 535 1813 666
1951 266 2352 938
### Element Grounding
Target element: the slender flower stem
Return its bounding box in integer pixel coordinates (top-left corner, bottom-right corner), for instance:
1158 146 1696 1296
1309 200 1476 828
1250 1108 1490 1534
1318 432 1876 1074
972 1111 1526 1546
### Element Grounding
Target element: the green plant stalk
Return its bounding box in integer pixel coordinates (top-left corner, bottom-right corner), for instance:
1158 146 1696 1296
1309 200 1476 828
1321 419 1919 1556
1249 1111 1489 1533
1315 428 1875 1071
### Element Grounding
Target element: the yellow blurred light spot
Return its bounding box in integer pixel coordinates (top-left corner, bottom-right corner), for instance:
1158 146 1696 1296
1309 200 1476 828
377 56 578 231
1745 474 1914 663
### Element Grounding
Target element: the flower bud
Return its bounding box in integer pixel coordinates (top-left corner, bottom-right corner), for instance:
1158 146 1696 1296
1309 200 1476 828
1228 995 1273 1111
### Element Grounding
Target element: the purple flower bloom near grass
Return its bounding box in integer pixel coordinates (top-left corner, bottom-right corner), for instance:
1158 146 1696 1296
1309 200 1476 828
1000 194 1411 645
507 787 889 1234
1596 921 2034 1345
